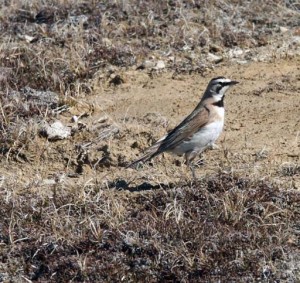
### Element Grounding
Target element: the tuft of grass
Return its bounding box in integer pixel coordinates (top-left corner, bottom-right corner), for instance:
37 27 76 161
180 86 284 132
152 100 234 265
279 163 300 176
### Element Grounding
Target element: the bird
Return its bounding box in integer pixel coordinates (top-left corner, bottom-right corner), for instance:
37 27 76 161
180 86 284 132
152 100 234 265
127 77 239 178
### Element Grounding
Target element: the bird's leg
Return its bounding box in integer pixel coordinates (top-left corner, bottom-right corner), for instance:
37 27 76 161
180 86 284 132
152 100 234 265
190 163 197 180
185 151 198 180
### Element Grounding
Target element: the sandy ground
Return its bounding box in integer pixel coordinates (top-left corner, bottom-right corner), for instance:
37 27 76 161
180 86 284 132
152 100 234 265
1 58 299 190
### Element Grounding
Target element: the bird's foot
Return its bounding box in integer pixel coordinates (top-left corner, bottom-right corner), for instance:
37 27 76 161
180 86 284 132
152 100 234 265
195 158 205 166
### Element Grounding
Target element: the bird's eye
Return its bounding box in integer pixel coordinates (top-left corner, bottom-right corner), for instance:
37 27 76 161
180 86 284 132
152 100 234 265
216 84 223 92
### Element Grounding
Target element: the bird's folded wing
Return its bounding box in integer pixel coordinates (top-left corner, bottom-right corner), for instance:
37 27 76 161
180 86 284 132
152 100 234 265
157 105 210 153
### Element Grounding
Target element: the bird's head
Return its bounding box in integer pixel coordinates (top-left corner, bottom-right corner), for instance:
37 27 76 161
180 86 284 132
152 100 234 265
204 76 239 102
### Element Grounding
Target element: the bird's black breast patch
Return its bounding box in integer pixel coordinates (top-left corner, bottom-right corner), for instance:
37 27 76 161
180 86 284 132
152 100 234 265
212 96 224 107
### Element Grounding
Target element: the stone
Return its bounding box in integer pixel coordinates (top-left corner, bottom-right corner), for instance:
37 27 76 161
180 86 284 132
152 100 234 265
279 26 289 33
207 53 223 63
43 121 71 140
154 60 166 70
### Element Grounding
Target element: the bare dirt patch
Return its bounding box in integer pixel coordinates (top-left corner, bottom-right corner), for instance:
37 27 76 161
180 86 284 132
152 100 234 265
2 59 299 187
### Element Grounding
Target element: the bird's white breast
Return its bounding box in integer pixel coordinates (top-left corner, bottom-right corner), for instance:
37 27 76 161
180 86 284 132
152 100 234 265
214 104 225 118
172 119 224 155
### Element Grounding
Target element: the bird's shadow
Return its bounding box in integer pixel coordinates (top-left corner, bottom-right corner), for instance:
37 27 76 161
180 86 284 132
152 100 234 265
109 179 178 192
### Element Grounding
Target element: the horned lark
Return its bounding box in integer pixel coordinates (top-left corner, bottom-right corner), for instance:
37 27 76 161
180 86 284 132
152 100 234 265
127 77 239 178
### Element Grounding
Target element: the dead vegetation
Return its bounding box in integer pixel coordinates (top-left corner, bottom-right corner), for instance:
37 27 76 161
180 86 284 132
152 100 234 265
0 0 299 282
1 173 299 282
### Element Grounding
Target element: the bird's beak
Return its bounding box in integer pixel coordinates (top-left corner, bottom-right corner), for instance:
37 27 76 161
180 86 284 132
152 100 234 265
230 80 239 85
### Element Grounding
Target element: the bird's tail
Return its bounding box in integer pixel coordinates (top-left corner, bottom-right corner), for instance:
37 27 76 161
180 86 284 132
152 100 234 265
126 141 162 168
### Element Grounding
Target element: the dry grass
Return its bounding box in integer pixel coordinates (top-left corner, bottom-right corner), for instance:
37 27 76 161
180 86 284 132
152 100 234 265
1 173 299 282
0 0 299 282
